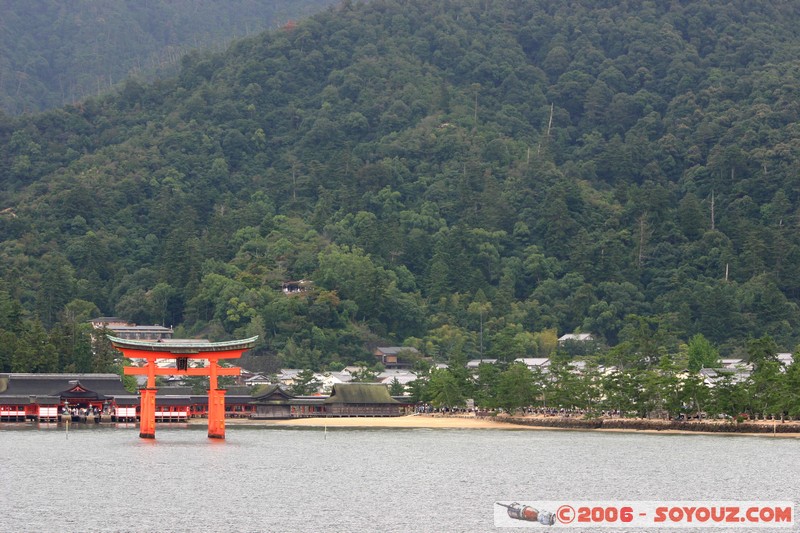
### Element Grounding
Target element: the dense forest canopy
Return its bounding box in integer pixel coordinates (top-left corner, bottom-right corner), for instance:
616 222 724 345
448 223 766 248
2 0 800 375
0 0 338 114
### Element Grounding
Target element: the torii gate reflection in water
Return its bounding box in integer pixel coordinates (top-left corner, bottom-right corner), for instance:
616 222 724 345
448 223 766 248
108 335 257 439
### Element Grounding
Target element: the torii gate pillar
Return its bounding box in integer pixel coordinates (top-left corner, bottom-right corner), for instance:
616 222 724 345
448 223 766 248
108 335 257 440
139 387 157 439
207 388 226 439
206 356 227 439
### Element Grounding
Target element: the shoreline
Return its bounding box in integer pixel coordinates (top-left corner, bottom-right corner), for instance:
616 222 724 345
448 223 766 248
211 414 800 438
209 414 514 430
500 415 800 438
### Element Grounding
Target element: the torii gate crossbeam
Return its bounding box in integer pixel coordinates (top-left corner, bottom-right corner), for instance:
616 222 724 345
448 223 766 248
108 335 257 439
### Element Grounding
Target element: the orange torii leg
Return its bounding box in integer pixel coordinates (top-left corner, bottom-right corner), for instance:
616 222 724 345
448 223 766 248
138 356 158 439
207 357 226 439
139 387 157 439
207 388 227 439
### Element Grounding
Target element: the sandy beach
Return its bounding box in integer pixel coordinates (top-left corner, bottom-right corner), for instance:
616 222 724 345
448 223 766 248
200 414 800 438
203 414 800 437
214 414 516 430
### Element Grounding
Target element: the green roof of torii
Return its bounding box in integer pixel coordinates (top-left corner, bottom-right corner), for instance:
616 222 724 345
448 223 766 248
107 335 258 354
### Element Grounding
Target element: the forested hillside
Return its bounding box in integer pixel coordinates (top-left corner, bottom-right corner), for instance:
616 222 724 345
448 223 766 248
0 0 338 114
2 0 800 374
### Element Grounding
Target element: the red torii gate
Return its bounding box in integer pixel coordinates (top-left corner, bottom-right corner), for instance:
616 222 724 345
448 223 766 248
108 335 258 439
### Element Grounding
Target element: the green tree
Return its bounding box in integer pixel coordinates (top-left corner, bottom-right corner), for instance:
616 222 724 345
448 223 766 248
686 333 720 372
13 319 58 372
474 362 501 408
426 368 467 408
777 359 800 418
388 377 405 396
616 315 671 368
350 362 378 383
467 296 492 360
748 360 783 419
290 369 322 396
406 378 428 404
544 359 582 410
425 324 472 365
710 374 749 419
679 374 711 418
746 335 778 372
50 317 94 372
601 370 640 417
495 363 537 413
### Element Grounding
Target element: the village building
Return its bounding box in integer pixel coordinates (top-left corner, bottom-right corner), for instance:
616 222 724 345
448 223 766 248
375 369 417 395
568 360 587 373
558 333 594 343
514 358 551 371
699 367 751 387
282 280 312 295
558 333 599 356
373 346 420 369
317 371 352 392
466 359 497 369
103 324 174 340
89 317 132 330
271 368 355 394
329 371 354 383
598 365 617 375
720 358 746 369
276 368 303 387
377 369 416 385
89 317 174 341
244 373 272 387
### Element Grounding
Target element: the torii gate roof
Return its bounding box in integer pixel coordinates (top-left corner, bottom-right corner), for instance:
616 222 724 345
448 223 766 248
108 335 258 355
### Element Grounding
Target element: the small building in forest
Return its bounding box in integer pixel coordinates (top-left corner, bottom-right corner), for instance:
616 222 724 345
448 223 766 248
89 317 173 341
558 333 594 343
558 332 599 356
282 280 312 295
373 346 420 369
515 358 550 371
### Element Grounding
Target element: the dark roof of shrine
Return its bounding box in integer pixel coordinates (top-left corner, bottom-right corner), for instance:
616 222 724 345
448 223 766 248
251 384 294 403
0 373 130 398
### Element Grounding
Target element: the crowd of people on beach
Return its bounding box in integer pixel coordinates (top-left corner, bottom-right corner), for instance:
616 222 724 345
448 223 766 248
414 404 633 419
415 404 473 414
519 407 626 418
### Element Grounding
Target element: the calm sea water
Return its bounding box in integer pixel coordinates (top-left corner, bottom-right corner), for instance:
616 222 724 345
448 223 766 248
0 423 797 532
